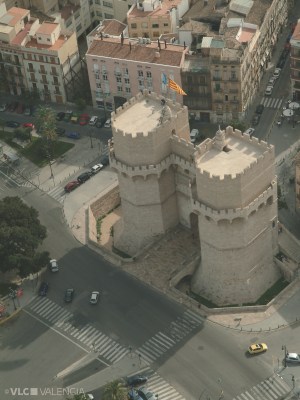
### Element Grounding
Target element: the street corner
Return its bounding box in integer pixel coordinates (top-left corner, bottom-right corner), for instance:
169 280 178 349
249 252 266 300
0 307 22 326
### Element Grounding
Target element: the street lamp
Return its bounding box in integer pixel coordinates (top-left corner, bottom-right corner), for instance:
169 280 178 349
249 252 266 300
9 287 17 311
282 345 288 367
89 130 94 149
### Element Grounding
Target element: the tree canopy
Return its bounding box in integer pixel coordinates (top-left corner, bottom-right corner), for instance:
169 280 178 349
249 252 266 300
0 196 49 277
102 380 127 400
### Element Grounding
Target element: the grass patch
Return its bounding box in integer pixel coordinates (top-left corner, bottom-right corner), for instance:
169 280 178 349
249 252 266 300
254 278 289 305
20 139 74 167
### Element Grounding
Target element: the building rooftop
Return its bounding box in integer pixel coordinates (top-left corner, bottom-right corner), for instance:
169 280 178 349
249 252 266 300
0 7 29 26
291 20 300 47
113 96 175 136
25 33 71 51
94 19 127 36
197 132 265 178
36 22 58 34
60 3 80 21
87 37 187 66
128 0 182 19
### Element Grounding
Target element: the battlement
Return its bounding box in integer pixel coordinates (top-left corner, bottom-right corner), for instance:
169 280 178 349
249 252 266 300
192 179 277 222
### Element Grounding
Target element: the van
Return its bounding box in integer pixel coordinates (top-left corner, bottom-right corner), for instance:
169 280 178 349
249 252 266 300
104 118 111 128
89 116 98 126
190 129 200 144
50 259 59 272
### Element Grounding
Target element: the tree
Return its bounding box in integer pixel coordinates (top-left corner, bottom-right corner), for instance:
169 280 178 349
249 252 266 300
102 380 127 400
0 196 49 278
75 98 87 111
34 106 57 159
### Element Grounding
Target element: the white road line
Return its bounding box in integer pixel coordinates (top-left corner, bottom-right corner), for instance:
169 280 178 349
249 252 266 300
23 309 110 367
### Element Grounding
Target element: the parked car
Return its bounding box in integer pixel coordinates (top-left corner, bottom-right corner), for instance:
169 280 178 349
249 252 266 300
255 104 264 115
96 117 106 128
273 68 281 78
64 288 74 303
190 128 200 144
56 111 65 121
90 291 100 304
77 171 92 183
16 103 25 114
91 164 103 174
8 102 18 112
65 131 80 139
49 259 59 272
0 103 7 111
248 343 268 355
23 122 35 129
251 114 260 126
70 112 80 124
268 77 277 86
24 106 31 116
79 114 90 126
6 121 20 128
286 353 300 363
100 155 109 167
104 118 111 128
39 282 49 296
137 387 157 400
64 110 73 122
64 180 80 193
244 128 255 137
265 86 273 96
89 116 98 126
128 389 143 400
126 375 148 387
56 127 65 136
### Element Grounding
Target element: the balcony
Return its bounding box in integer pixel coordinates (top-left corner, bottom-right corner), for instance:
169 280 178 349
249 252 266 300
27 68 36 73
212 76 222 81
40 79 49 84
50 71 59 76
29 77 37 82
39 70 47 75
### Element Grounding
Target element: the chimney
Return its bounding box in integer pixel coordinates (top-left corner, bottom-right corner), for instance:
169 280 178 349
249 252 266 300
164 39 167 48
100 32 103 40
184 41 186 49
121 32 124 45
157 39 161 50
129 41 132 51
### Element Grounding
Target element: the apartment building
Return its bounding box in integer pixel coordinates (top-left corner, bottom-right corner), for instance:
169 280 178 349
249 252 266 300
86 34 188 111
127 0 189 40
180 0 289 123
87 18 127 48
0 5 79 103
290 19 300 102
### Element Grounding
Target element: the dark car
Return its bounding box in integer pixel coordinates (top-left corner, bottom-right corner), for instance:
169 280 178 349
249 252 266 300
255 104 264 115
6 121 20 128
39 282 49 296
77 172 92 183
66 131 80 139
56 127 66 136
128 389 143 400
137 387 157 400
126 375 148 387
64 288 74 303
64 110 73 122
96 117 106 128
64 180 80 193
100 155 109 167
251 114 260 126
56 112 65 121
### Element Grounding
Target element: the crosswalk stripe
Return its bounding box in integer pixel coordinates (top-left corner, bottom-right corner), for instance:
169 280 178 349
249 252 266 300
30 298 52 312
76 326 94 340
141 342 162 358
138 349 155 363
80 327 99 343
85 330 102 346
147 338 168 353
40 304 62 320
158 332 176 345
48 308 70 323
271 376 288 395
256 383 274 400
110 348 128 363
101 342 119 357
154 333 174 348
95 336 112 349
242 391 255 400
93 333 107 346
184 309 204 324
145 369 185 400
260 381 279 398
251 385 265 400
150 335 172 350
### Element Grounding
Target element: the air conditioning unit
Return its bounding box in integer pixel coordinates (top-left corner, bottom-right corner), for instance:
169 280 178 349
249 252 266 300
138 37 143 44
146 38 151 44
142 38 147 44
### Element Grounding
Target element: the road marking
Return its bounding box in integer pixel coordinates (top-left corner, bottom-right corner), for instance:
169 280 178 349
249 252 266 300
23 309 110 367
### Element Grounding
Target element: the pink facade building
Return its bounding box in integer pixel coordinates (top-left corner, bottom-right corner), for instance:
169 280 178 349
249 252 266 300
86 34 188 111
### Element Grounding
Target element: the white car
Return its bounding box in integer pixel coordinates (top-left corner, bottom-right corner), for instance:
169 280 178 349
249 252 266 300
89 116 98 126
265 86 273 96
91 164 104 174
90 291 100 304
244 128 255 137
190 128 200 144
286 353 300 363
0 104 7 111
268 77 276 86
104 118 111 128
273 68 281 78
49 259 59 272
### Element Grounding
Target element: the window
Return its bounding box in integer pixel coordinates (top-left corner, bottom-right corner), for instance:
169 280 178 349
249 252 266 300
47 38 50 42
163 23 168 27
153 31 159 37
103 1 113 7
103 75 108 80
104 13 113 18
131 23 137 29
141 22 148 28
125 87 131 93
125 78 130 84
76 23 82 32
50 57 55 63
95 73 100 80
152 23 159 28
225 94 228 101
231 71 237 80
116 76 122 83
146 71 152 78
117 86 122 92
138 70 143 77
138 80 143 87
66 20 72 27
96 82 101 88
96 11 101 16
53 76 59 85
74 11 80 19
39 55 44 62
124 67 129 75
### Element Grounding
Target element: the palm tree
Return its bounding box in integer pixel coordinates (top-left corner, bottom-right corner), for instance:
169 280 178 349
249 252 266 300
102 379 127 400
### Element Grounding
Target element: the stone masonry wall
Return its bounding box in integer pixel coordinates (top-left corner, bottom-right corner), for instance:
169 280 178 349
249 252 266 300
90 185 120 220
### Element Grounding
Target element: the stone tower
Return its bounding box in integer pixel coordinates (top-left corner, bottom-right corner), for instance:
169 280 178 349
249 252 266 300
109 91 280 306
110 91 190 256
191 127 280 305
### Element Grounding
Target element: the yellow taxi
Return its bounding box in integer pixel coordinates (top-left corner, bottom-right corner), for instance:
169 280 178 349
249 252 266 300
248 343 268 355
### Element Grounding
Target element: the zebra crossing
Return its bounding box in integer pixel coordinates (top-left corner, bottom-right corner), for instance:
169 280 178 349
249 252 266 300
137 309 204 365
260 97 283 109
26 297 129 364
47 185 66 204
135 368 185 400
233 374 291 400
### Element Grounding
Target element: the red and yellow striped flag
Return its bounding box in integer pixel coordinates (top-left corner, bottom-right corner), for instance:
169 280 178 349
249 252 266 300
168 78 187 96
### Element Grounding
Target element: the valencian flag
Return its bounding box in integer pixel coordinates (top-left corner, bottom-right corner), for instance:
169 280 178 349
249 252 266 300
168 78 187 96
